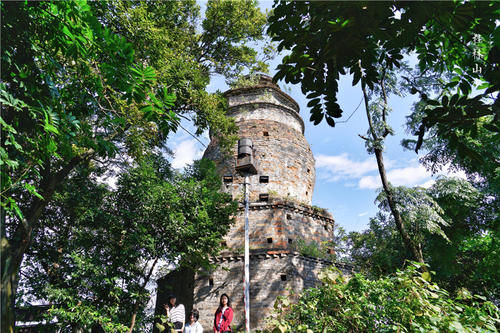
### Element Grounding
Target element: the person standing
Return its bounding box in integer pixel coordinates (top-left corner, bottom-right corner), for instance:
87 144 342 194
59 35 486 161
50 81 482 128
184 309 203 333
164 294 185 332
213 293 233 333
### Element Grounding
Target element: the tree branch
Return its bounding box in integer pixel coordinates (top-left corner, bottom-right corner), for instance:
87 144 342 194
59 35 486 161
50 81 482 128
361 82 377 141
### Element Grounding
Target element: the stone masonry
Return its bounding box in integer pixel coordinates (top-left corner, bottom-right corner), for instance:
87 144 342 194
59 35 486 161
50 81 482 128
155 75 345 332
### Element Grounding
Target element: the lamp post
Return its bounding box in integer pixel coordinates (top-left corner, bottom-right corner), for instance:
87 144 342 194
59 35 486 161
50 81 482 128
235 138 257 333
243 174 250 333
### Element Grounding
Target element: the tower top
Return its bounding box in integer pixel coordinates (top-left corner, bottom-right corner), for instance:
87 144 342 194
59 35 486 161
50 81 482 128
224 74 304 134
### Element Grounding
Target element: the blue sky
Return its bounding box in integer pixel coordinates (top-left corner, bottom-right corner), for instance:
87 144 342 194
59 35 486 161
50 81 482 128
167 1 465 233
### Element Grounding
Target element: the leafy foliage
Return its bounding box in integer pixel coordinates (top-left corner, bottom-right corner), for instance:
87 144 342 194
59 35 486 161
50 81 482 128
92 0 271 149
19 157 236 331
268 1 499 126
404 101 499 192
266 264 500 333
1 2 179 330
1 0 176 221
291 238 334 261
345 177 500 301
268 0 499 269
377 185 450 244
347 213 411 278
268 0 499 191
2 1 267 330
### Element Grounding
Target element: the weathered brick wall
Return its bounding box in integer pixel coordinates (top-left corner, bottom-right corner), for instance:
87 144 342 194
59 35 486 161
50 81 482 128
224 76 302 133
193 252 352 331
203 74 315 206
223 200 334 251
203 119 316 205
226 90 304 134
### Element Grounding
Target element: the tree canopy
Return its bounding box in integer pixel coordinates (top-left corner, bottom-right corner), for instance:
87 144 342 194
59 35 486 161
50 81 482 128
267 0 499 267
92 0 271 147
2 1 176 329
268 1 499 190
20 157 236 332
267 2 500 324
1 1 267 331
346 177 499 301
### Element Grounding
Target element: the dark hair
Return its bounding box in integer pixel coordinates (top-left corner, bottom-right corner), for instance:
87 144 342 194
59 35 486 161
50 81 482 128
189 309 200 321
167 294 177 309
218 293 231 309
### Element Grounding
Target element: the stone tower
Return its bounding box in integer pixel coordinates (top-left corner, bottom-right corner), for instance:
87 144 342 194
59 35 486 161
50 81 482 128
155 75 343 332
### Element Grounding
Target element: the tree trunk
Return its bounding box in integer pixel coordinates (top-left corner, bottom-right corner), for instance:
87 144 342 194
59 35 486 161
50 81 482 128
373 148 426 265
127 257 159 333
1 217 34 333
0 267 17 333
361 81 426 268
128 313 138 333
1 155 85 331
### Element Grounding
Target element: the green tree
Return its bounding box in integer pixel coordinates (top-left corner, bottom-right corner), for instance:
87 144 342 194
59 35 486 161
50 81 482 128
1 2 177 330
1 1 267 330
20 157 236 332
268 1 498 140
92 0 272 148
347 213 410 277
266 264 500 333
268 0 499 264
404 98 499 192
346 177 499 301
345 183 449 277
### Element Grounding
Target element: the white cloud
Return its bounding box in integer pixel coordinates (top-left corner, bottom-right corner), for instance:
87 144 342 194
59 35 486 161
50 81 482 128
315 153 380 181
171 139 203 169
316 153 470 191
358 211 369 217
358 164 467 190
358 175 380 189
359 165 430 189
436 167 468 180
387 165 430 186
419 179 436 188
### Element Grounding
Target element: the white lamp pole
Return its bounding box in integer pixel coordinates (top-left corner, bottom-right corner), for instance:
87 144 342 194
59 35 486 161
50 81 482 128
243 174 250 333
236 138 256 333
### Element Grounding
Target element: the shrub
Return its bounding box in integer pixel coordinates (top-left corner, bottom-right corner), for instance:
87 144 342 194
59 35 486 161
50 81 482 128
265 263 500 333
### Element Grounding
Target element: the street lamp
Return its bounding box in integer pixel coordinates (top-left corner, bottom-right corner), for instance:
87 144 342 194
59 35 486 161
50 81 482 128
235 138 257 333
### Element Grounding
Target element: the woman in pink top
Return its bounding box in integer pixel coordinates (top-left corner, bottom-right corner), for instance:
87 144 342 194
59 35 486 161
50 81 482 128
213 293 233 333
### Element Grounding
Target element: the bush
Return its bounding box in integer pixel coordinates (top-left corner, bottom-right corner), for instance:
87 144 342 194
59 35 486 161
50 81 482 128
291 239 334 261
265 263 500 333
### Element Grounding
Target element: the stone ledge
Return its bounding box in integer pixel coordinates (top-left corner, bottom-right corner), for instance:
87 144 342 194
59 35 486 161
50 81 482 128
223 77 299 112
209 249 354 272
237 200 334 224
228 102 305 134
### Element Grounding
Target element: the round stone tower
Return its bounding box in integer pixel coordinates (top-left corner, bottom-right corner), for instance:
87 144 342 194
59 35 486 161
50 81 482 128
155 75 348 333
204 75 315 205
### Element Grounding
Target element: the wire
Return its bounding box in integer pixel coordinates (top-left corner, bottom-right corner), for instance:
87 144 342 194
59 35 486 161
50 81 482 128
336 96 364 124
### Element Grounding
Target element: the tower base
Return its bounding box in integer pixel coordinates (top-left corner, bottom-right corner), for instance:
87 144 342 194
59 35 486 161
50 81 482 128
156 251 352 332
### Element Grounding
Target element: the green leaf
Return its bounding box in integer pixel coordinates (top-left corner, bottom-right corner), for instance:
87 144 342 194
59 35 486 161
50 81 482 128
326 116 336 127
62 26 75 40
24 183 44 200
